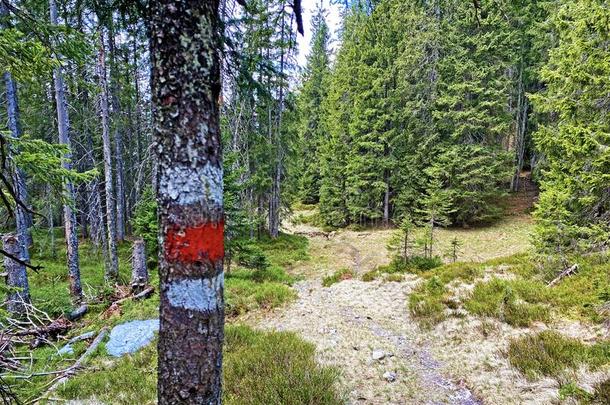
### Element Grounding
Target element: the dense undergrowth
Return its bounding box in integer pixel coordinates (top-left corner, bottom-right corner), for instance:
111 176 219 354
4 230 340 403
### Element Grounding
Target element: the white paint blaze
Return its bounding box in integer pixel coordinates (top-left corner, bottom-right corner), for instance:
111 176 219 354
166 273 224 311
159 161 223 207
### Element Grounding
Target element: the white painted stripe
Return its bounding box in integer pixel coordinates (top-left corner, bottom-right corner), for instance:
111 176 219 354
159 161 223 206
166 273 224 312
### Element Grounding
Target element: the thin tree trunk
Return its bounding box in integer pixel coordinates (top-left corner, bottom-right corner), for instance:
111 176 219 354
383 169 390 227
50 0 82 305
108 27 126 241
150 1 225 403
1 4 32 261
97 30 120 282
3 233 30 315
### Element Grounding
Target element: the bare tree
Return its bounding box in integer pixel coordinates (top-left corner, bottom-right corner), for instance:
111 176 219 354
97 29 120 282
49 0 83 304
3 233 30 315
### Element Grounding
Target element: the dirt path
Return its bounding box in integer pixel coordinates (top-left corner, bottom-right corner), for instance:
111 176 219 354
252 221 493 404
252 215 604 404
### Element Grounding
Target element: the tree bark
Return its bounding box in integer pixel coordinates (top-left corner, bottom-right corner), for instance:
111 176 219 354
108 27 126 241
97 30 120 282
150 1 224 403
1 4 32 262
49 0 83 305
131 238 148 293
3 233 30 315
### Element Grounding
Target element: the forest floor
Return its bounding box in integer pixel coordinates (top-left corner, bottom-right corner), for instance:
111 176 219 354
244 207 609 404
7 188 609 404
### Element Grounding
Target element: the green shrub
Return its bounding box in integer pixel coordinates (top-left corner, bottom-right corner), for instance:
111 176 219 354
235 242 270 270
228 265 294 285
224 325 341 405
409 277 447 328
225 278 296 316
428 262 483 284
465 278 550 327
361 269 381 282
507 330 610 379
322 268 354 287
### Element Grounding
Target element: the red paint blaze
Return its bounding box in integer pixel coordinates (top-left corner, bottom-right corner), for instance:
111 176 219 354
164 221 224 263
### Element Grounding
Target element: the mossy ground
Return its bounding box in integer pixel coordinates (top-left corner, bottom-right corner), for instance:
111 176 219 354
4 230 340 403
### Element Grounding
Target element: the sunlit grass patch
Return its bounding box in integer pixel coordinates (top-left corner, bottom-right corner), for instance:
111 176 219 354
322 268 355 287
507 330 610 380
225 278 296 316
465 278 550 327
409 277 448 328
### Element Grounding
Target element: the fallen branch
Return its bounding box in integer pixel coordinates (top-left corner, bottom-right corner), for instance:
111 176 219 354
547 264 579 287
38 328 108 401
113 286 155 306
294 231 330 239
67 304 88 321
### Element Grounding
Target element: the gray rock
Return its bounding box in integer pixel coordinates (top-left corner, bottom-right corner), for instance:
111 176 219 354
383 371 397 382
372 349 385 361
106 319 159 357
57 344 74 356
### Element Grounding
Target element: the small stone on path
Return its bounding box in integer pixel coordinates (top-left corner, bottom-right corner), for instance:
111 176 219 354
383 371 397 382
372 349 385 361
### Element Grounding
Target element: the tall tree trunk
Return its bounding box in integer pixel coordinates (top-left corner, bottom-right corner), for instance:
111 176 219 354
3 234 30 315
97 31 120 281
50 0 83 305
108 27 126 241
511 66 528 192
1 4 32 262
150 1 225 403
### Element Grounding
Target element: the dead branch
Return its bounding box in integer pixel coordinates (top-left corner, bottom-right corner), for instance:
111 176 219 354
36 328 108 402
547 264 579 287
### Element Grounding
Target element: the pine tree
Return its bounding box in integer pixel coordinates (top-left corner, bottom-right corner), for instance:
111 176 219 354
532 0 610 255
297 2 331 204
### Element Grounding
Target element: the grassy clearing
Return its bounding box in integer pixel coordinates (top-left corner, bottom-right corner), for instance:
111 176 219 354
507 330 610 380
406 249 610 329
57 325 341 405
322 268 355 287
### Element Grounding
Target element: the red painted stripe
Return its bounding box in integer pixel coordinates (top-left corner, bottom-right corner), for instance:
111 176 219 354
164 221 224 263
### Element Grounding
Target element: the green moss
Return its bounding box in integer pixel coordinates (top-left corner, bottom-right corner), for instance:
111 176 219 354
322 268 354 287
558 382 593 402
386 273 404 282
507 331 610 379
